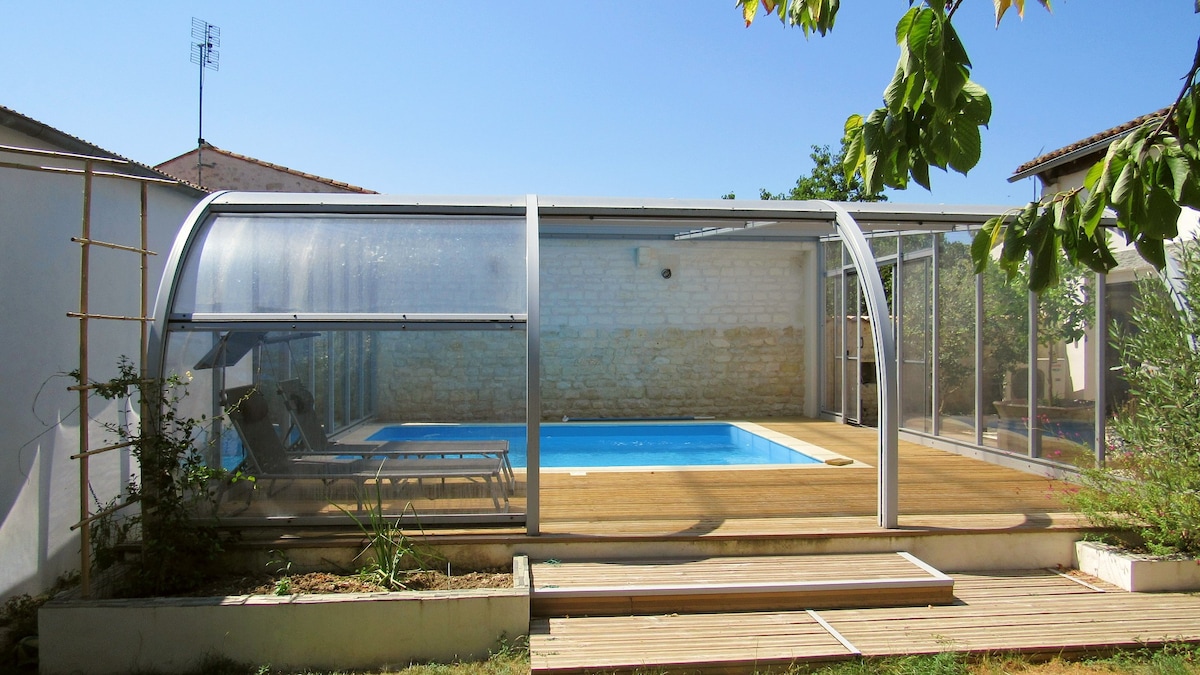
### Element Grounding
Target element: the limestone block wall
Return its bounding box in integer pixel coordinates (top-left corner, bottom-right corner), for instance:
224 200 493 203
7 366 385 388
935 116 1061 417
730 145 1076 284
374 238 813 421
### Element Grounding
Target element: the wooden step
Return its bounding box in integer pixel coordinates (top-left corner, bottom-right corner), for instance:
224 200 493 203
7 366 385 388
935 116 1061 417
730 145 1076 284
530 610 858 674
530 552 953 617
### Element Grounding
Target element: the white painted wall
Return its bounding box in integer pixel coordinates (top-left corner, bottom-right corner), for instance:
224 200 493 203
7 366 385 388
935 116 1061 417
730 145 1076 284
0 133 201 598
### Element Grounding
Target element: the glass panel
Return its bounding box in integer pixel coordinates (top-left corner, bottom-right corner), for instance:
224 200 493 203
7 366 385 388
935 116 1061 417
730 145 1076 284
981 265 1030 454
870 234 898 259
173 215 527 315
159 327 524 520
823 240 843 269
903 233 934 254
1104 276 1140 419
1035 263 1097 466
901 255 932 433
935 232 976 442
823 273 843 415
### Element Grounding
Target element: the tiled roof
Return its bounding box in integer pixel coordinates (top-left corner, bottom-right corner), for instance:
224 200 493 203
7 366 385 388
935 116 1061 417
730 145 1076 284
0 104 206 193
156 144 377 194
1011 107 1170 179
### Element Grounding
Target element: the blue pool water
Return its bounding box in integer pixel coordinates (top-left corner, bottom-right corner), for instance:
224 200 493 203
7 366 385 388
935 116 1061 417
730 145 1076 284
365 422 820 468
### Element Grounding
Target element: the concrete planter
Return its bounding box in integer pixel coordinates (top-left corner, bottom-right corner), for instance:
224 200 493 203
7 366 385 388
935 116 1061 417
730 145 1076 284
1075 540 1200 592
39 556 530 675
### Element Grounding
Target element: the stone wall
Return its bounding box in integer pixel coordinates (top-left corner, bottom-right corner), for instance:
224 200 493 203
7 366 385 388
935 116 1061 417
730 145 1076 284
375 238 813 421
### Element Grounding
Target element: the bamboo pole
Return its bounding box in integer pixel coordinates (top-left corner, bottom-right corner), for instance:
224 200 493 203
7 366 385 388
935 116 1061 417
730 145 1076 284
78 161 93 598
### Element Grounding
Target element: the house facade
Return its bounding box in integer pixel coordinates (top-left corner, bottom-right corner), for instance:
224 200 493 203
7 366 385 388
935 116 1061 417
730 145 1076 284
0 107 205 598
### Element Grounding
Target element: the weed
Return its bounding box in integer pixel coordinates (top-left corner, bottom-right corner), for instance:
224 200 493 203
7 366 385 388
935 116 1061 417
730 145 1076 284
265 549 293 596
335 483 443 590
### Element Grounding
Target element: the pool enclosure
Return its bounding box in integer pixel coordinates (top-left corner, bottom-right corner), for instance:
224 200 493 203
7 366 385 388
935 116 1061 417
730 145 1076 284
150 193 1127 533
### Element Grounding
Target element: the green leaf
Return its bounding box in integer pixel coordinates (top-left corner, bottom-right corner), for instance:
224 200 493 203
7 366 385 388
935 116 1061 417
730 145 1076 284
1165 150 1190 201
1028 209 1060 293
958 80 991 126
1179 170 1200 210
910 152 931 190
1082 158 1105 192
943 20 970 68
972 217 1003 273
843 115 865 180
933 63 968 111
884 66 907 115
903 68 928 111
1111 160 1139 206
862 152 881 195
922 14 945 84
906 8 935 60
1135 236 1167 270
1081 185 1107 237
948 120 982 174
1144 185 1182 239
895 6 919 44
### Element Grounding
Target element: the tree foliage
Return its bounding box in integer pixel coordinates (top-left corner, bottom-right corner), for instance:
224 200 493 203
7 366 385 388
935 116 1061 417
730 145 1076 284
739 0 1200 293
759 139 887 202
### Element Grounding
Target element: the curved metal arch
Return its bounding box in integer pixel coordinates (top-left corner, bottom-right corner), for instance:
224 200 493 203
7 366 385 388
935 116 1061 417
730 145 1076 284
146 190 229 382
819 201 899 528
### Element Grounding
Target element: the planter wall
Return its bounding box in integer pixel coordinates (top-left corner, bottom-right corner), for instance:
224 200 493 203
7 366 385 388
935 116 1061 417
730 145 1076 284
1076 541 1200 592
39 557 530 675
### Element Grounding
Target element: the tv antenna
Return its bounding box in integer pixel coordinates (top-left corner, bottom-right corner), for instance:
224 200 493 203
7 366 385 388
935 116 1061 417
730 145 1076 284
190 18 220 188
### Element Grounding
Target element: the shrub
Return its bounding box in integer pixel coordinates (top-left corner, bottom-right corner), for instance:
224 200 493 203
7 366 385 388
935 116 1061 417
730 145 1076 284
77 358 237 596
1067 240 1200 555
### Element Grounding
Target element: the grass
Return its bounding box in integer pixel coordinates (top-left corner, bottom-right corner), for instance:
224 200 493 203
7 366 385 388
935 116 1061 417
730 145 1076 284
135 644 1200 675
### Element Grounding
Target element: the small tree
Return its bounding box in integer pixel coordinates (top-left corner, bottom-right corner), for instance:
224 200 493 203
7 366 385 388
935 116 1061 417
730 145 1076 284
1068 241 1200 556
759 140 888 202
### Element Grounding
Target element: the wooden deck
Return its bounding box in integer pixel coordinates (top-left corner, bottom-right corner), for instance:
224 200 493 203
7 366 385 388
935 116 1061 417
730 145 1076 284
530 568 1200 674
529 553 954 616
538 419 1077 537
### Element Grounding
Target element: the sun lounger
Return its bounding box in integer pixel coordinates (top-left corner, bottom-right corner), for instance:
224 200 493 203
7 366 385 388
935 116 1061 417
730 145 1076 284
221 385 509 511
275 378 516 491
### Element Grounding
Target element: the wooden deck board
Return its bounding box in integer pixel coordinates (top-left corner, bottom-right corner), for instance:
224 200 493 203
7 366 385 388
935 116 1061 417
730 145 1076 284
530 569 1200 674
531 553 940 588
530 612 855 674
529 553 954 616
824 571 1200 657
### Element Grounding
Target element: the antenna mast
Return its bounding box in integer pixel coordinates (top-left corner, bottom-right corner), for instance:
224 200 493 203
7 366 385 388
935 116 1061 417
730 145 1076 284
190 18 220 188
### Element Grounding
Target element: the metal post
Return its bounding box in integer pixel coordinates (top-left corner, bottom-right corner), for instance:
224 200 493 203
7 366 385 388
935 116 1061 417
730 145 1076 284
1028 286 1040 458
974 264 984 446
1094 271 1107 466
821 202 899 529
525 194 541 535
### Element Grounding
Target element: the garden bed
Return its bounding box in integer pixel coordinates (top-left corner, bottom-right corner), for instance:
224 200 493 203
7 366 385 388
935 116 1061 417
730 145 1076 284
39 556 530 675
1076 541 1200 593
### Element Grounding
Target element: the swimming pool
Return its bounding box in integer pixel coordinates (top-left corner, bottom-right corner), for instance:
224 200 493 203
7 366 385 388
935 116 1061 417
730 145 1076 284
364 422 825 468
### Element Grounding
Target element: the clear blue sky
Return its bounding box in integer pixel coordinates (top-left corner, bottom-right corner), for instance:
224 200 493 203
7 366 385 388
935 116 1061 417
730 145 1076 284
3 2 1196 205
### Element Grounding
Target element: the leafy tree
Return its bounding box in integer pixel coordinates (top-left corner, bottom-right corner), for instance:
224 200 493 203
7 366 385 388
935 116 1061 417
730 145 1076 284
740 0 1200 292
759 139 887 202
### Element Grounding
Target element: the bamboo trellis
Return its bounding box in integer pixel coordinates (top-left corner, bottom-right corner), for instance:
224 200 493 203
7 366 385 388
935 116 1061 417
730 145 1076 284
1 144 181 597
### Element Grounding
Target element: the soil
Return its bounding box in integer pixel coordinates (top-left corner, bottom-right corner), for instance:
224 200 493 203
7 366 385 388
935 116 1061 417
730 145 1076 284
181 569 514 597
